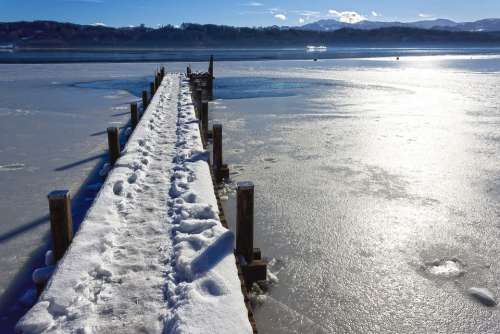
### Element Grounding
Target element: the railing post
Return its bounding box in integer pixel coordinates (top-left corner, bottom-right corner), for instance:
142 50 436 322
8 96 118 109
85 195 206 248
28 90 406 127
142 90 148 110
131 102 138 129
107 127 120 165
236 182 254 262
48 190 73 261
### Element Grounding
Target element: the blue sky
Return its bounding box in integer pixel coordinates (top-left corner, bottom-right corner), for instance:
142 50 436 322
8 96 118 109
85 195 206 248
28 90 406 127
0 0 499 27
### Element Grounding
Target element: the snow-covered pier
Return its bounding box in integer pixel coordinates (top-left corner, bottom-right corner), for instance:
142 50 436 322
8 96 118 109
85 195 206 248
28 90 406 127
16 65 260 333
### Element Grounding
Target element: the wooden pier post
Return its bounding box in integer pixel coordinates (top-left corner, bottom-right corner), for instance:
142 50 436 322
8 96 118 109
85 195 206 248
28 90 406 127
107 127 120 166
207 76 214 101
213 124 223 178
201 102 209 145
142 90 148 110
212 124 229 183
236 182 267 288
209 55 214 78
236 182 254 262
48 190 74 261
150 82 155 98
131 102 138 129
194 88 202 117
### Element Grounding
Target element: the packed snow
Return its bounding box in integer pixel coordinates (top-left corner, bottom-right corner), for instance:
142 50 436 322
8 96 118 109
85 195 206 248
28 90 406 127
16 74 252 333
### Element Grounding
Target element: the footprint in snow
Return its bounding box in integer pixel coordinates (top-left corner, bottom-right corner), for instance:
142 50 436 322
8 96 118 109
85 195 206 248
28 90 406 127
113 181 125 196
199 278 227 297
128 173 138 184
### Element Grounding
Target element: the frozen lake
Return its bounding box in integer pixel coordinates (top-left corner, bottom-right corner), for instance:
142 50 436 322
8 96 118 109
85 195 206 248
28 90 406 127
1 51 500 332
211 55 500 333
0 63 157 329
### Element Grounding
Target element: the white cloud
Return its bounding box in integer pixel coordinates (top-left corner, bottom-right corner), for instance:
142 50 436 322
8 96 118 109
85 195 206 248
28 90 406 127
293 10 321 19
245 2 263 6
371 11 379 17
299 18 305 24
328 10 366 24
418 13 433 18
92 22 107 26
274 14 287 21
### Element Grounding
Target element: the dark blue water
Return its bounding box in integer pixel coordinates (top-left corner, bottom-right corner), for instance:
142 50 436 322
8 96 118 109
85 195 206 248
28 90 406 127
2 47 500 63
73 78 150 97
214 77 336 99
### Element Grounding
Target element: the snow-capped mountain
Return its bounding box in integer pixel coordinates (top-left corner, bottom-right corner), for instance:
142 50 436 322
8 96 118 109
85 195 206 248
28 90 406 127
300 18 500 32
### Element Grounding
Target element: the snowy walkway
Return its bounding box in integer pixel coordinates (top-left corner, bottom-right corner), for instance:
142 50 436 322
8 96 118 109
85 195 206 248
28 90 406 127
16 74 252 334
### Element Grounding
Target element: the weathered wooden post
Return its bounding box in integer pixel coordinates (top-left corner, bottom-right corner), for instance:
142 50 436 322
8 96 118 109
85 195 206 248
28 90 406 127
142 90 148 110
161 66 165 79
200 79 208 102
212 124 229 183
48 190 74 261
107 127 120 165
186 65 192 78
201 102 209 145
156 72 161 89
209 55 214 78
194 88 202 118
213 124 223 178
236 182 254 262
207 75 214 101
150 82 155 98
131 102 138 129
236 182 267 288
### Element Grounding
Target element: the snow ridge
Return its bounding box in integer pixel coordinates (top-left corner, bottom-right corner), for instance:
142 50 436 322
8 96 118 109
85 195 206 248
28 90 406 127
16 74 252 334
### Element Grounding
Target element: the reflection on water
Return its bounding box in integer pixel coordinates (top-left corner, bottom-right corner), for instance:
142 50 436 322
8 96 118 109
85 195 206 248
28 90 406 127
214 55 500 333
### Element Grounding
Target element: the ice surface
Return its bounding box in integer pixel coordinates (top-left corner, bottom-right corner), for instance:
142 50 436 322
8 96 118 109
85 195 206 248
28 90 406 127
16 74 251 333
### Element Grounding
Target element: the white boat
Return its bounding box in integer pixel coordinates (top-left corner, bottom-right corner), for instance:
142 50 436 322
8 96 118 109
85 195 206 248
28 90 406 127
306 45 328 52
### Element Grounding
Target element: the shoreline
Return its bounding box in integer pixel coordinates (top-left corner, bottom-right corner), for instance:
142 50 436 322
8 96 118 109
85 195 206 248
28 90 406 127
1 47 500 64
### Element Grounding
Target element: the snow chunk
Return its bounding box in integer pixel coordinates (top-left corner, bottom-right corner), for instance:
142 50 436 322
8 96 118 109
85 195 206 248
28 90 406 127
32 266 55 285
425 259 465 278
45 250 55 266
468 287 497 306
16 301 54 333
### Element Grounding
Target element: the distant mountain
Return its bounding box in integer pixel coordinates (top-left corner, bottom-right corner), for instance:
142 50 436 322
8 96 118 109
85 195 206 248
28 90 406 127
438 19 500 32
300 18 500 32
1 21 500 49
